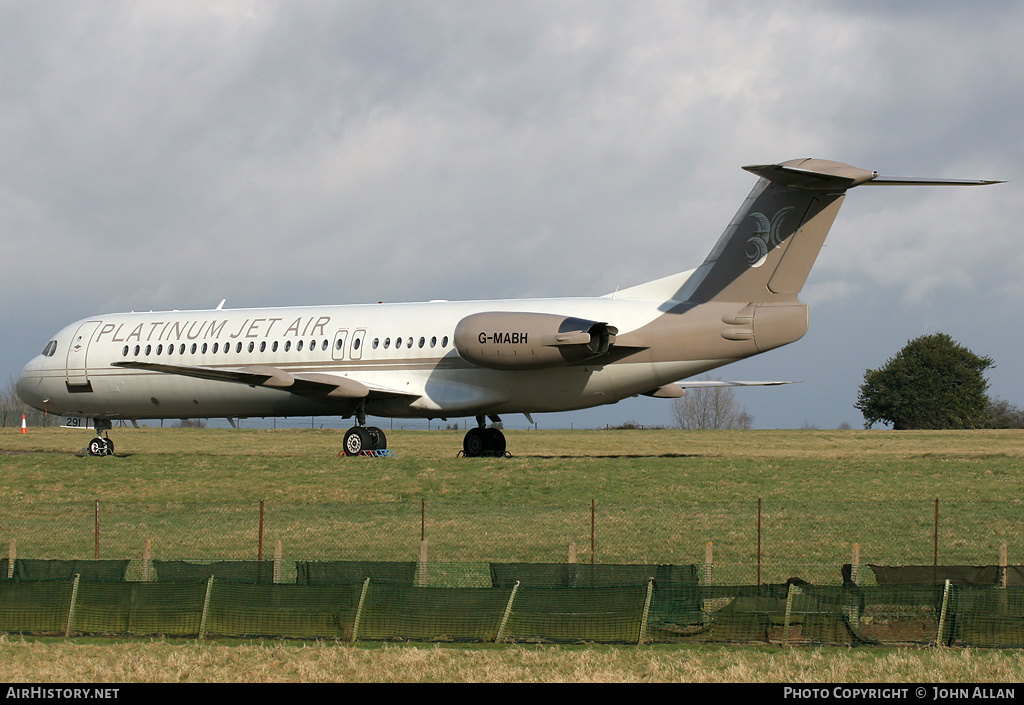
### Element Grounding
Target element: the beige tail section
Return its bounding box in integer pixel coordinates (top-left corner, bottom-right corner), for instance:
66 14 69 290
674 159 875 305
673 158 1002 306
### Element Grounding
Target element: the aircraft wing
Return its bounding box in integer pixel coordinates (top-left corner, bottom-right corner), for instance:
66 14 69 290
643 380 796 398
110 361 418 400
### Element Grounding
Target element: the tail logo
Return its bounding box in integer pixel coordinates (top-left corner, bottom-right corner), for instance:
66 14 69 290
745 207 794 268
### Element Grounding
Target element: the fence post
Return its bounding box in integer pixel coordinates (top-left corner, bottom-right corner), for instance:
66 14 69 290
936 579 952 647
7 539 15 579
999 542 1008 613
591 499 595 565
495 581 520 643
569 542 577 564
274 540 282 584
94 501 100 560
933 498 939 585
258 499 265 561
418 540 428 587
638 578 654 645
850 543 861 627
142 539 152 582
65 574 81 638
352 578 371 642
757 498 762 585
782 583 801 648
199 576 215 639
702 542 713 627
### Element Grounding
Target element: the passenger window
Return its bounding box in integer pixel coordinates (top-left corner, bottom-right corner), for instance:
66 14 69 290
122 346 129 357
322 339 329 351
372 338 379 349
235 342 242 353
212 343 218 354
157 344 163 355
297 340 304 352
353 338 361 350
134 345 141 356
396 337 403 349
285 340 291 352
418 337 425 348
145 345 152 356
430 336 436 348
442 336 449 347
248 342 255 353
202 343 208 354
190 343 197 354
259 341 266 353
272 341 279 352
383 338 390 349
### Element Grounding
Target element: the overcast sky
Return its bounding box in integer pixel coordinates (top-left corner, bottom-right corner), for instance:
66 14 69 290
2 1 1021 430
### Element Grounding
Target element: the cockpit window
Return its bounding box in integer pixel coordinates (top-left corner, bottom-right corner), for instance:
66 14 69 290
40 340 58 357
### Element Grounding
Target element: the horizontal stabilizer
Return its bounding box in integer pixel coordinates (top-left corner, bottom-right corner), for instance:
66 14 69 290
742 160 878 191
743 160 1003 191
863 176 1005 186
641 379 795 399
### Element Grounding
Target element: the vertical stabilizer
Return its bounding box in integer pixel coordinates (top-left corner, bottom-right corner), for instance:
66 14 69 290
674 159 878 304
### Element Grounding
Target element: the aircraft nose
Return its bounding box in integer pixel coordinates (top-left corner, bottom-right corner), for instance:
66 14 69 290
15 357 47 410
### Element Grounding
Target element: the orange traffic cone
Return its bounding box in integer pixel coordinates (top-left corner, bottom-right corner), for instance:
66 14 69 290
21 415 27 433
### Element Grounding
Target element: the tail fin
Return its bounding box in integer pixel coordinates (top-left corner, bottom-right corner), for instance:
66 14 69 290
672 158 1001 305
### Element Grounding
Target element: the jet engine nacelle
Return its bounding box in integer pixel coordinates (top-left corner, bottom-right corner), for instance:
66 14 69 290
454 312 618 370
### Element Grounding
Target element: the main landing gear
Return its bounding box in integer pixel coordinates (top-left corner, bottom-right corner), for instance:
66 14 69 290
462 415 507 457
342 404 389 456
85 419 115 457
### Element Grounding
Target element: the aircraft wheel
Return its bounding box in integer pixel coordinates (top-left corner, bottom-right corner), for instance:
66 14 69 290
484 427 506 454
88 438 107 456
104 438 115 456
463 427 486 457
343 427 372 456
366 426 387 450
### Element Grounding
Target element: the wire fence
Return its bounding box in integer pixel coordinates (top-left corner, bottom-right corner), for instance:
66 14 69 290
2 499 1021 586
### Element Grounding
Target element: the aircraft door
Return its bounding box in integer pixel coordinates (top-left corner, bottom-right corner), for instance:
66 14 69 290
351 329 366 360
65 320 102 388
331 329 349 361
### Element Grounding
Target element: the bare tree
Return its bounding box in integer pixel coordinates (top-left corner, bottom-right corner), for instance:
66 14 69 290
670 382 753 430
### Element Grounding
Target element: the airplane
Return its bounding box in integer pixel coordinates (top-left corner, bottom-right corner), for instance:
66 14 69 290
15 158 1001 457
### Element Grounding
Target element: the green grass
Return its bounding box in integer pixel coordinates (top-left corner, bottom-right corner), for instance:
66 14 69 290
2 428 1023 581
3 427 1024 681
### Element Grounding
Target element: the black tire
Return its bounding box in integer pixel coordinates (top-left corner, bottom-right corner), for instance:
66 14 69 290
484 427 506 454
88 438 106 456
366 426 387 450
463 427 486 457
343 427 372 456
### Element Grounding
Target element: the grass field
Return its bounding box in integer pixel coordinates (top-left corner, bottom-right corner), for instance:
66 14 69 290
2 426 1024 682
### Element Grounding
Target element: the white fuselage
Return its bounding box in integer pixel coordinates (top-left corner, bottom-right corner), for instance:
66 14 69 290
16 294 724 422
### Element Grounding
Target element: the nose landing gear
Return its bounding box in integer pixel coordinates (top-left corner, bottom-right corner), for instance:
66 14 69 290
84 419 115 457
341 403 389 456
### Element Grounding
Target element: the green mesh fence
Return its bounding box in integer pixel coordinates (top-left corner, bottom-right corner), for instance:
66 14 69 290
152 560 275 583
4 576 1024 646
205 581 363 639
